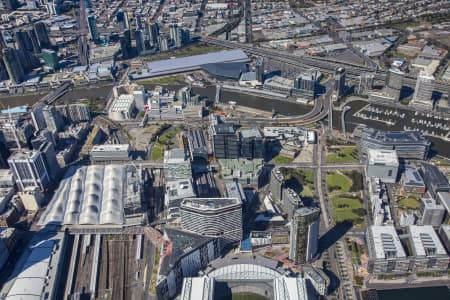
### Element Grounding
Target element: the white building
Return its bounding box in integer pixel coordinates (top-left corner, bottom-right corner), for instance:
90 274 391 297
412 72 435 109
90 144 131 163
408 225 449 272
366 225 408 274
109 94 135 121
164 178 196 219
367 149 399 183
8 150 50 191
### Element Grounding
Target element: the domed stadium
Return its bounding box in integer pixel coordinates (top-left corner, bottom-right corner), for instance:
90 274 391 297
180 255 310 300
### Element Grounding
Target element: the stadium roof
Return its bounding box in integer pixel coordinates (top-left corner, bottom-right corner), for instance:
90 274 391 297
202 61 247 80
131 50 249 78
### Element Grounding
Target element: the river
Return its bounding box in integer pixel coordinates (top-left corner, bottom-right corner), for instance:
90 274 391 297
377 286 450 300
1 84 448 158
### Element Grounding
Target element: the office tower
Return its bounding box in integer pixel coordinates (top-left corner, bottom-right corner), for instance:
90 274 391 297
42 105 63 133
412 72 435 107
283 188 303 220
1 0 19 11
244 0 252 42
77 35 89 66
255 57 264 83
169 24 181 48
8 150 51 191
361 127 430 160
420 162 450 198
357 73 374 95
87 15 99 42
181 28 190 46
134 29 145 54
240 127 264 159
293 69 319 100
27 28 41 54
119 30 132 59
41 49 59 69
333 67 346 99
135 15 143 30
0 60 8 81
2 48 24 84
147 22 159 47
211 123 239 159
31 129 55 150
385 68 404 101
17 49 38 73
31 103 46 131
15 30 33 52
420 197 445 226
180 197 243 246
116 9 129 31
289 206 321 264
0 131 10 168
39 142 61 181
159 35 169 52
270 168 284 201
33 22 51 48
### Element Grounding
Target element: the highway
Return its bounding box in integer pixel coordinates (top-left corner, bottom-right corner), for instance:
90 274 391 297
203 37 450 96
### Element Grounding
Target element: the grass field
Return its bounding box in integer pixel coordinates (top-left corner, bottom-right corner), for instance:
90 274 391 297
326 146 359 163
273 155 294 164
150 126 182 161
326 172 353 195
398 196 421 210
142 44 225 62
331 197 364 224
136 74 185 85
280 168 315 198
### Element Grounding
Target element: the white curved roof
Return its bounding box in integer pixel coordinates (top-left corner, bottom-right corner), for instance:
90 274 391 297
38 165 133 226
208 263 282 280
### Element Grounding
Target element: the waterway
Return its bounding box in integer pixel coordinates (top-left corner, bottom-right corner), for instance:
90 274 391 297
1 84 448 158
377 286 450 300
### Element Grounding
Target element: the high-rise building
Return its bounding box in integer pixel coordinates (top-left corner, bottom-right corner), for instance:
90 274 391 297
8 150 51 191
255 57 264 83
283 188 303 220
367 149 399 183
181 28 190 46
116 9 129 31
243 0 252 42
159 35 169 52
289 206 321 264
239 127 264 159
33 22 51 49
39 142 61 181
270 168 284 202
42 105 63 133
17 49 39 73
385 68 404 101
211 123 240 159
420 162 450 198
147 22 159 47
31 103 47 131
357 73 374 95
134 29 145 54
419 197 445 226
2 48 24 84
1 0 19 11
293 69 319 100
412 72 434 108
333 67 346 100
180 197 243 246
15 30 33 52
119 30 132 59
27 28 41 54
41 49 59 70
87 15 99 42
